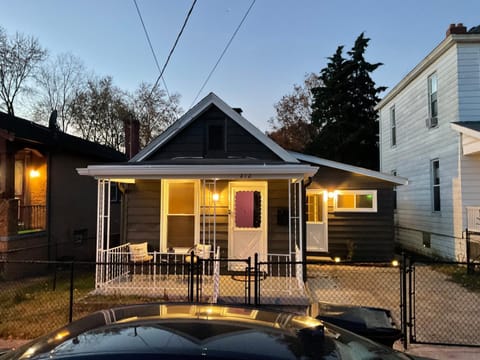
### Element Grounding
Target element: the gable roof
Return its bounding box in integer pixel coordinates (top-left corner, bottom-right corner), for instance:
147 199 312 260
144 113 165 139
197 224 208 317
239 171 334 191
289 151 408 185
376 32 480 110
130 92 299 163
0 111 126 161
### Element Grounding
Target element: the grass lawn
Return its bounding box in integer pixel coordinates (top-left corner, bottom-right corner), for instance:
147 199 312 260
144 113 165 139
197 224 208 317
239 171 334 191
0 270 168 340
436 264 480 292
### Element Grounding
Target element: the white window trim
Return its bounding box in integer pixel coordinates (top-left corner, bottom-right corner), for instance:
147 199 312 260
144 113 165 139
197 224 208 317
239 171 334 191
430 159 441 212
160 179 200 252
390 105 396 147
334 190 378 213
427 73 438 128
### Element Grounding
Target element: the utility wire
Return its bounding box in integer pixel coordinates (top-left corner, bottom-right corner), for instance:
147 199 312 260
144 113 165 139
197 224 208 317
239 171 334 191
133 0 171 99
148 0 197 99
190 0 256 108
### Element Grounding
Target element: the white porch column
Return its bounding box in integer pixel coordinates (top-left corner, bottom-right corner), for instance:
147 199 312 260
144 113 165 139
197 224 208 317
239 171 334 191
96 179 111 288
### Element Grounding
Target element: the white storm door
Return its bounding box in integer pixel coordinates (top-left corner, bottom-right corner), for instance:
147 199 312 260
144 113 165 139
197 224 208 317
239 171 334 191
306 190 328 252
228 182 267 269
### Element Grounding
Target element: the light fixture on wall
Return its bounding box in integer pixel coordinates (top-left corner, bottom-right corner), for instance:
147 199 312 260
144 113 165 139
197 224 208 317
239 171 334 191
328 190 338 199
212 193 219 202
30 169 40 178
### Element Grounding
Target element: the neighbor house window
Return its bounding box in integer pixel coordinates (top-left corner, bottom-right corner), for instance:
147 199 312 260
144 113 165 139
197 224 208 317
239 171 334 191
428 73 438 127
391 170 397 211
334 190 377 212
431 159 441 212
390 106 396 146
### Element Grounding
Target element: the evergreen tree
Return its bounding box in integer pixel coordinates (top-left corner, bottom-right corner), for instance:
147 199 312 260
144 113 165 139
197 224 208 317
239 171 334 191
308 33 385 170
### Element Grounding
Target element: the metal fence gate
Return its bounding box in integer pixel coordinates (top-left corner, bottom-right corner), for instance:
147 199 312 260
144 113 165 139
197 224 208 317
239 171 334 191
408 259 480 347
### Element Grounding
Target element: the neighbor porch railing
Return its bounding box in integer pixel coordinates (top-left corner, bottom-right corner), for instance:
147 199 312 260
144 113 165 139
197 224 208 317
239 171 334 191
18 204 46 232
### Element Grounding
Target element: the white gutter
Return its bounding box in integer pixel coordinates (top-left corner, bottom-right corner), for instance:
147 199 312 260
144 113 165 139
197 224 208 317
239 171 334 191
77 164 318 179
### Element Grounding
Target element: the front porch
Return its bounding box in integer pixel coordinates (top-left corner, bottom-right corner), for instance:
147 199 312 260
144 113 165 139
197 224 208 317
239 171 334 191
93 243 309 306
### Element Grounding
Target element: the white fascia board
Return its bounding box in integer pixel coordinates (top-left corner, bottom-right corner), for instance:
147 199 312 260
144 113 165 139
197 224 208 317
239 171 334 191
451 123 480 139
131 92 298 163
376 34 480 110
290 151 408 185
77 164 318 180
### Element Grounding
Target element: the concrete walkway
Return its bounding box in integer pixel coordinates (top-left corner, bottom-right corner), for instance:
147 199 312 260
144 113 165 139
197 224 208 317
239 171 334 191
394 342 480 359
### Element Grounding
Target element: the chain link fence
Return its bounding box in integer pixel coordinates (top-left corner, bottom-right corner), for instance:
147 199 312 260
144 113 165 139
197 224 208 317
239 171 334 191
1 257 479 348
409 260 480 346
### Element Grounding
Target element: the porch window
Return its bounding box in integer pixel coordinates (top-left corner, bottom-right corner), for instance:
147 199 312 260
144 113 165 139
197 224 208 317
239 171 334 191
166 181 196 248
334 190 377 212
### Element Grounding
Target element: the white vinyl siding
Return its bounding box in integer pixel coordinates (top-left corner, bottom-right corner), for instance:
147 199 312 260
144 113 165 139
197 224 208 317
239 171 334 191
378 44 460 259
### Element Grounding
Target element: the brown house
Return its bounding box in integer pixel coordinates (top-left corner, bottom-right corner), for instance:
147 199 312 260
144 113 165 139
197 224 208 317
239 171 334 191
77 93 406 302
0 111 125 278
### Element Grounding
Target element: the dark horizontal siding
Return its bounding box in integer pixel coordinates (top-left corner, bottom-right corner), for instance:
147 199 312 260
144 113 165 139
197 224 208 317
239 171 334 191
125 180 160 250
148 105 282 161
267 180 291 254
308 167 396 261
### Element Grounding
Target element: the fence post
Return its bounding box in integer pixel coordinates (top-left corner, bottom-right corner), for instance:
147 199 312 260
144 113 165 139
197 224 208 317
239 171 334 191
254 253 259 306
466 228 473 275
247 257 251 305
188 251 194 302
408 256 415 345
69 261 75 323
401 252 408 350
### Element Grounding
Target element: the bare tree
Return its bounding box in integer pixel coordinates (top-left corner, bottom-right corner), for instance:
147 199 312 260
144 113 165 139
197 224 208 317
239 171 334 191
0 27 47 115
33 53 87 131
70 76 129 151
267 73 321 152
131 83 182 147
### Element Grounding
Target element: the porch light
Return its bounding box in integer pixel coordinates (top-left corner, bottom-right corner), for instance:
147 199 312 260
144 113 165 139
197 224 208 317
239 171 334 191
328 190 338 199
391 259 399 267
30 169 40 178
334 257 341 263
212 193 219 202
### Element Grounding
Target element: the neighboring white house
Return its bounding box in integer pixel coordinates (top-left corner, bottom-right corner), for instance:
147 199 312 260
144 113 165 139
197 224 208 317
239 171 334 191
377 23 480 260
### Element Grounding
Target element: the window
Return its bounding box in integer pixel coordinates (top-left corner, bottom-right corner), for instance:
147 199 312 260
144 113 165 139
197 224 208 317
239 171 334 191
431 159 441 212
307 192 324 222
334 190 377 212
110 182 120 203
428 73 438 127
235 191 261 228
391 170 397 211
207 124 225 152
390 106 396 146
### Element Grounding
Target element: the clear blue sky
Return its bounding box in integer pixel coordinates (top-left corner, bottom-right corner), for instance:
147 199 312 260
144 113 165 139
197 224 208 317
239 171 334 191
1 0 479 131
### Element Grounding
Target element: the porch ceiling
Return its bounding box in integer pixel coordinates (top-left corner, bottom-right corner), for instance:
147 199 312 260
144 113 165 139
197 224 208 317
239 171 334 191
77 164 318 180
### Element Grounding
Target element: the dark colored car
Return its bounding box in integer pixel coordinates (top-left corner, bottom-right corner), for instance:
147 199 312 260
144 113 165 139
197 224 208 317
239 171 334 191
315 302 402 347
0 304 423 359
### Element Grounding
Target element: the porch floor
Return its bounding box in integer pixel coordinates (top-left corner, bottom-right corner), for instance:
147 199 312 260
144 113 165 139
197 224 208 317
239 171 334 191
94 274 310 306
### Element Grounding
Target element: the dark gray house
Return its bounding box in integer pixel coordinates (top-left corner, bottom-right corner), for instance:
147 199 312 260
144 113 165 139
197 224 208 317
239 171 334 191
78 93 406 299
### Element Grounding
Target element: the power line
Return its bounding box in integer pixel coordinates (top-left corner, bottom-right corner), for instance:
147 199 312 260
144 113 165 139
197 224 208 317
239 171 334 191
148 0 197 99
190 0 256 108
133 0 171 99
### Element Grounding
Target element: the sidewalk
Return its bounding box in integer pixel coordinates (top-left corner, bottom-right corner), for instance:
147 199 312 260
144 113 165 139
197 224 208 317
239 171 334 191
394 342 480 359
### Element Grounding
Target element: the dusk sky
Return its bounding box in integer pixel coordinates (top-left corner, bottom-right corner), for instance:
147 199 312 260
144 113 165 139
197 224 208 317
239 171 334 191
1 0 480 131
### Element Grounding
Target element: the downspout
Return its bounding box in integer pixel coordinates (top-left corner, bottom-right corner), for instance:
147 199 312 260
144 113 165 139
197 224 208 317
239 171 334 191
302 176 313 282
46 150 53 261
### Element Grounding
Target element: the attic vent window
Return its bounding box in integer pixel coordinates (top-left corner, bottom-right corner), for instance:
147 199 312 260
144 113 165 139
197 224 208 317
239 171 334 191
207 124 225 151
